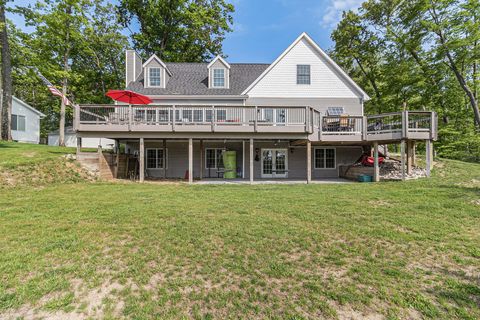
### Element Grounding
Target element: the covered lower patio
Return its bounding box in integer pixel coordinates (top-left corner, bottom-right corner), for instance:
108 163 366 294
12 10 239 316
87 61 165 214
99 138 364 184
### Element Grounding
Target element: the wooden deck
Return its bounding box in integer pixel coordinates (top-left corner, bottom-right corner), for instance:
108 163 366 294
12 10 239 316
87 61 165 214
75 105 437 143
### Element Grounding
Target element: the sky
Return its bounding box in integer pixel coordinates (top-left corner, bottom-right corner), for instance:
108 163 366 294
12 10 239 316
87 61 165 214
7 0 364 63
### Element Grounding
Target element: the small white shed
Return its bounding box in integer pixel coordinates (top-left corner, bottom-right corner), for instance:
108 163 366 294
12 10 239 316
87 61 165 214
48 126 114 149
12 96 45 144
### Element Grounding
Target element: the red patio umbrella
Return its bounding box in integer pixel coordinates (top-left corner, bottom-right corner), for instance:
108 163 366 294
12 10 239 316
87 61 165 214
106 90 152 105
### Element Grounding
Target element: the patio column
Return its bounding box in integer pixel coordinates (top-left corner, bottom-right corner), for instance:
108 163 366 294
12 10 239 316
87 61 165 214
188 138 193 184
163 139 167 179
426 140 432 177
114 140 120 179
306 140 312 183
406 141 413 175
242 140 245 179
373 142 380 182
400 140 406 181
199 139 204 180
76 137 81 155
139 138 145 182
249 138 254 183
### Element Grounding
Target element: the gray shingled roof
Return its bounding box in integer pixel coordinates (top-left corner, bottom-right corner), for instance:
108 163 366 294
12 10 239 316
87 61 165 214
127 63 269 96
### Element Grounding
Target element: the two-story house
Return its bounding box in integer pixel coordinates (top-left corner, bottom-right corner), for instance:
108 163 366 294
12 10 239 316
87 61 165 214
75 33 437 183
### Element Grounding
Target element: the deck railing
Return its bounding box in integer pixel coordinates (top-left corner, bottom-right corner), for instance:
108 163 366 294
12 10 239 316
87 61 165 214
76 105 437 141
76 105 311 132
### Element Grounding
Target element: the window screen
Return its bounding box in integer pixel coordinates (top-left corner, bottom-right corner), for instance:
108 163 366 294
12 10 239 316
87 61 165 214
297 65 311 84
213 68 225 87
149 67 161 87
11 114 17 131
11 114 25 131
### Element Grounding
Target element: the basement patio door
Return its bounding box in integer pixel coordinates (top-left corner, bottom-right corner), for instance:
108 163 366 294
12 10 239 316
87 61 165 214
261 149 288 178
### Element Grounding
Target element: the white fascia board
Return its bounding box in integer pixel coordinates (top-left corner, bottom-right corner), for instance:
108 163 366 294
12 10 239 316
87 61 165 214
13 96 46 117
142 54 172 76
207 55 231 69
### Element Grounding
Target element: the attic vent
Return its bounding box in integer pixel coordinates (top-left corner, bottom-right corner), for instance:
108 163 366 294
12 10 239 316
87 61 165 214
327 107 345 116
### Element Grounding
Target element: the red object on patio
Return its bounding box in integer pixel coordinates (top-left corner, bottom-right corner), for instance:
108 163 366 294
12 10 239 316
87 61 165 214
106 90 152 105
361 155 385 167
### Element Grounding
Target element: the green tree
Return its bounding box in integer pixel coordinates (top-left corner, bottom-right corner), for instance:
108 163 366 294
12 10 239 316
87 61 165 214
117 0 234 61
16 0 127 140
332 0 480 161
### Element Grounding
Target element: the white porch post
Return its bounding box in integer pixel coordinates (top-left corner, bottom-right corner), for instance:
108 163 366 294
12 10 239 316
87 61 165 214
114 140 120 179
242 140 245 179
426 140 432 177
76 136 81 155
163 139 167 179
199 139 204 180
373 142 379 182
139 138 145 182
400 140 406 181
249 138 254 183
306 140 312 183
188 138 193 184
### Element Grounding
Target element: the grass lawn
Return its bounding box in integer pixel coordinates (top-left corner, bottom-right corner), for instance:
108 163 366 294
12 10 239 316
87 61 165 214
0 142 479 319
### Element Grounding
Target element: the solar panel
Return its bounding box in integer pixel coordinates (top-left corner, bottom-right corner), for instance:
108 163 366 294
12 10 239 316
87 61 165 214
327 107 345 116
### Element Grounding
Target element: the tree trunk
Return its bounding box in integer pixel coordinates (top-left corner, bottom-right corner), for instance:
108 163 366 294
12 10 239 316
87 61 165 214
59 5 71 146
0 3 12 141
429 3 480 128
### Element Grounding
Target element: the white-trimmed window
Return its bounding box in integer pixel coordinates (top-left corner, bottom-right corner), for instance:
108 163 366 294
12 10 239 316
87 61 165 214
148 67 162 87
205 148 224 169
314 148 336 169
146 148 168 169
213 68 225 88
297 65 311 85
11 114 26 131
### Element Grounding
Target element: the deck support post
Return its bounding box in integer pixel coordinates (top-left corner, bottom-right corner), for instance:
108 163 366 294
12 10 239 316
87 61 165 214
199 139 204 180
114 140 120 179
242 140 245 179
406 141 413 175
400 140 406 181
163 139 167 179
373 142 380 182
76 137 81 155
412 142 416 166
139 138 145 182
188 138 193 184
249 138 254 184
426 140 432 177
306 140 312 183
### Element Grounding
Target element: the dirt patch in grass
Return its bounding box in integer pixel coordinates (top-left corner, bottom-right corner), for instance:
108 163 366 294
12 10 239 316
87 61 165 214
1 278 128 320
0 158 95 188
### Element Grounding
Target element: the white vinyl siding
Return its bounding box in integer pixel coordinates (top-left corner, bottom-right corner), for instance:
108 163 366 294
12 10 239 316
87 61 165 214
146 148 168 169
205 148 224 169
246 37 360 98
148 67 162 87
11 114 26 131
314 148 336 169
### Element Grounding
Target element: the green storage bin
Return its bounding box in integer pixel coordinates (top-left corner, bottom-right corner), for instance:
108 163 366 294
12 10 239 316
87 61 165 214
358 174 373 182
223 151 237 179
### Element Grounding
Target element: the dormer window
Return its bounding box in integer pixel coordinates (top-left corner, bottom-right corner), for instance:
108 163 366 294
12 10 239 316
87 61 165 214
213 68 225 88
148 67 162 87
208 55 230 89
